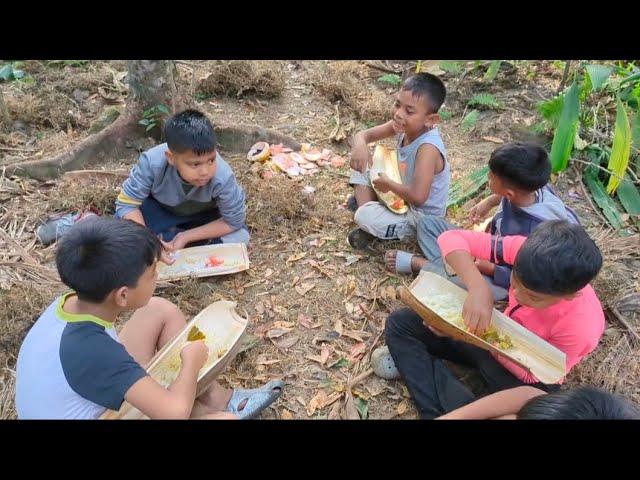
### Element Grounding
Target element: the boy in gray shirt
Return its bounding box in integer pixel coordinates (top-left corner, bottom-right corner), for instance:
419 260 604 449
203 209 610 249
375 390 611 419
115 109 249 262
347 73 450 271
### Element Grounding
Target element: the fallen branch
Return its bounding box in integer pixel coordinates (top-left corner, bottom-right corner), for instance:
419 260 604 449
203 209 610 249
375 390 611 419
0 228 39 266
347 368 373 390
610 306 640 345
364 61 402 75
0 262 60 283
0 146 39 153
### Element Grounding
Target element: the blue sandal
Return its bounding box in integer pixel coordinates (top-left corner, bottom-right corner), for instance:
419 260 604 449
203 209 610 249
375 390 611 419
226 380 285 419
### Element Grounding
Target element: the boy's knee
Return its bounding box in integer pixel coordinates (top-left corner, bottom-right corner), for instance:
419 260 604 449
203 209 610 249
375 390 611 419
146 297 184 324
222 228 250 245
385 308 417 341
354 202 375 229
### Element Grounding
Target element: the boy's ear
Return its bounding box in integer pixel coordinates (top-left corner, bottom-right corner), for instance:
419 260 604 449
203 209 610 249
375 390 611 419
425 112 441 128
113 286 130 308
165 149 176 166
504 188 517 202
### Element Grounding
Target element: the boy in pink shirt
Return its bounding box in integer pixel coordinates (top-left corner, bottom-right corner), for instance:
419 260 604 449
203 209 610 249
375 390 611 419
383 220 605 419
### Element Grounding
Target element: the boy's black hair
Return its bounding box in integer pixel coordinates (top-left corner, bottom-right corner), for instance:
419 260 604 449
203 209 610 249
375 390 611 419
401 73 446 113
164 109 216 155
488 142 551 191
517 386 639 420
56 217 161 303
513 220 602 296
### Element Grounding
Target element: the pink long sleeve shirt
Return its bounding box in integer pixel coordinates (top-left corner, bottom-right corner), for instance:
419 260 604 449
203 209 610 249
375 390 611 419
437 230 604 384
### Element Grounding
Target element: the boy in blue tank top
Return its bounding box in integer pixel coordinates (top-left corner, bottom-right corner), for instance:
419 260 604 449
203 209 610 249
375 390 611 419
347 73 450 271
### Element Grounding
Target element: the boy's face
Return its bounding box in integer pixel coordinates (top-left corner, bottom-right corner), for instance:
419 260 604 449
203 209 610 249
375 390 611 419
119 262 158 310
510 272 576 309
166 149 217 187
392 90 440 137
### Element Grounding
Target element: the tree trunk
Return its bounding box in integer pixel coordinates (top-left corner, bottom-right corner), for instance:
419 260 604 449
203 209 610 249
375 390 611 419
8 60 179 180
8 60 301 180
127 60 178 114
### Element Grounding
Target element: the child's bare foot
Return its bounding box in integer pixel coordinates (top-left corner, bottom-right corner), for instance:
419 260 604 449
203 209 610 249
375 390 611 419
197 381 233 412
191 399 239 419
384 250 428 274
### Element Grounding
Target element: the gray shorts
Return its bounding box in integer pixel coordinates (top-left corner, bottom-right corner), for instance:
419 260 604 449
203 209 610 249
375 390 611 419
354 201 425 241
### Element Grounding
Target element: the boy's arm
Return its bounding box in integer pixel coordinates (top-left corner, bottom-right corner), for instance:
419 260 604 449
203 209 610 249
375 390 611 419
123 208 146 226
437 230 527 266
124 341 208 419
469 194 502 224
437 231 526 334
445 250 495 335
350 121 396 173
170 219 235 250
374 143 439 206
115 153 155 221
170 175 246 249
436 386 545 419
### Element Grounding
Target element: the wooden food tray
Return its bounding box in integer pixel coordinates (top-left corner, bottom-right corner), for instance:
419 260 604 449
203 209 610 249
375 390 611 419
398 271 566 384
369 144 409 214
157 243 250 281
101 301 248 419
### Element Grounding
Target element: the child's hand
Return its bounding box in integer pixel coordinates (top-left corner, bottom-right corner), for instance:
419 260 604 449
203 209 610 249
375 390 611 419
159 238 176 265
350 144 371 173
469 198 493 224
372 173 393 193
181 340 209 371
462 281 494 335
170 232 190 251
160 250 175 265
475 259 496 277
350 152 370 173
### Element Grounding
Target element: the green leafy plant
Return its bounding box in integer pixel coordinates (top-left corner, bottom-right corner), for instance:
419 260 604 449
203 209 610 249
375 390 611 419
331 358 349 369
46 60 89 68
606 98 632 194
354 397 369 419
195 91 214 101
378 73 402 86
468 93 501 110
461 110 479 132
439 60 464 76
538 94 565 129
439 108 452 121
539 61 640 229
549 81 581 173
139 104 171 132
483 60 502 82
585 64 613 93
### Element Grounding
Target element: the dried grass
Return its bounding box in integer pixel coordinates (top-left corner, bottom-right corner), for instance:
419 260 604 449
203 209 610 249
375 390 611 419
309 61 391 123
197 61 286 99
